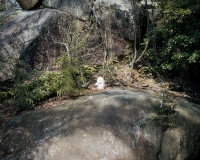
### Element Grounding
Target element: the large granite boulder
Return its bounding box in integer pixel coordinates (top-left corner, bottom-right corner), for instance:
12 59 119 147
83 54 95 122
0 89 200 159
16 0 40 10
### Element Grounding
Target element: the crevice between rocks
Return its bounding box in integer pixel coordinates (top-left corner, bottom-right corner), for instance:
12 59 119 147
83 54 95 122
32 0 43 9
194 146 200 160
155 131 165 160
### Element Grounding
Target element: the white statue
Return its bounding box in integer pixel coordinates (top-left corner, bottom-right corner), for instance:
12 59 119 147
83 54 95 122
95 77 105 89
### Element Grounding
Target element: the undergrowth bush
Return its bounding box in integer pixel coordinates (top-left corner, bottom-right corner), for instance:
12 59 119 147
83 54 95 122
0 65 81 112
0 51 97 114
0 54 96 114
101 60 119 87
150 90 178 129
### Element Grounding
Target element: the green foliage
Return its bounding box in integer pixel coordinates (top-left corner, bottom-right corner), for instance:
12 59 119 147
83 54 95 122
0 0 4 11
150 90 177 129
82 64 97 82
13 59 32 82
0 54 14 71
0 64 81 112
145 0 200 77
102 62 116 86
139 66 153 77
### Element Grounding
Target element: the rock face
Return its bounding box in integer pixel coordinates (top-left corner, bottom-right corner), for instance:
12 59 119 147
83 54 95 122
42 0 92 20
0 89 200 160
0 9 70 80
16 0 40 10
0 0 140 80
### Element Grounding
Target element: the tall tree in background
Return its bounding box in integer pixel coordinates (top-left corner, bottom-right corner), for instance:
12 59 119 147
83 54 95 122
146 0 200 80
129 0 152 75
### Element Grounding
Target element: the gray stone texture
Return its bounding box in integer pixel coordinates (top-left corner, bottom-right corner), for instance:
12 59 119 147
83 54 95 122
0 89 200 160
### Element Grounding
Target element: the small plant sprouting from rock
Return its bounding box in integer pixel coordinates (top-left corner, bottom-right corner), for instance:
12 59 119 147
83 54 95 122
150 90 178 129
102 60 119 87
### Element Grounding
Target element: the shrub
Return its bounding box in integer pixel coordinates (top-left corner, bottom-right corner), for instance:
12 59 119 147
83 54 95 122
150 90 178 129
144 0 200 79
2 65 82 112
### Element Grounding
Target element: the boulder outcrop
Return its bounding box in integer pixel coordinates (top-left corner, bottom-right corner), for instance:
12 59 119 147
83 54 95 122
0 9 69 80
0 0 140 80
0 89 200 160
42 0 92 20
16 0 40 10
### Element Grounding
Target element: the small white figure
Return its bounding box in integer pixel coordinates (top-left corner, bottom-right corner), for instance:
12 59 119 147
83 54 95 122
95 77 105 89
